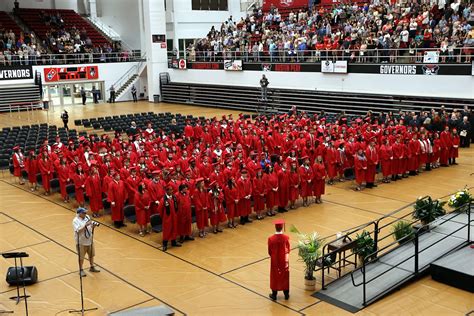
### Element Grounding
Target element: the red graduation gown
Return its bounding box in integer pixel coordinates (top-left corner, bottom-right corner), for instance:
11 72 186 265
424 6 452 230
177 192 192 236
268 233 290 291
224 186 239 219
365 146 378 183
379 144 393 177
354 155 367 185
265 172 279 209
108 179 127 222
73 173 87 204
288 170 300 202
252 176 266 212
312 162 326 197
299 165 313 198
38 158 54 191
158 194 179 241
192 189 209 230
237 176 252 216
86 174 102 213
134 191 151 225
57 164 70 199
277 169 290 208
25 157 38 184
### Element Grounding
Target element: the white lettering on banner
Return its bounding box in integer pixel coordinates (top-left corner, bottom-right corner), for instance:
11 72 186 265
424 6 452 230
0 69 31 79
379 65 417 75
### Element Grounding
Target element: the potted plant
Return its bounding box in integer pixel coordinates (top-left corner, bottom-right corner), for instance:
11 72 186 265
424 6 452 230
352 230 375 264
391 221 414 245
289 225 323 291
448 188 472 212
412 196 446 227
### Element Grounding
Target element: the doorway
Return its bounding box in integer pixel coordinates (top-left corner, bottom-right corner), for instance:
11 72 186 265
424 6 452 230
43 82 104 107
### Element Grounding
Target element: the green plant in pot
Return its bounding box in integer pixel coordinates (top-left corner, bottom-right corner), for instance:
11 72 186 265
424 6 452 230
391 221 414 244
289 225 323 290
352 230 375 263
412 196 446 226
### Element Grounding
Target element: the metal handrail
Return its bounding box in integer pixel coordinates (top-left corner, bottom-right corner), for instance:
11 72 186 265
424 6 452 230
110 56 146 92
350 200 472 306
1 52 145 66
174 48 473 64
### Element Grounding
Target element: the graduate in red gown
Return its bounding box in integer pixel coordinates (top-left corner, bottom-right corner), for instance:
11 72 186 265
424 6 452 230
73 163 87 207
177 183 194 242
299 156 314 206
134 182 151 236
108 171 128 228
268 219 290 301
277 162 290 213
288 161 300 209
208 181 226 234
25 151 38 191
85 163 103 217
12 146 25 185
439 126 451 166
159 184 181 251
312 156 326 204
379 138 393 183
224 177 239 228
252 168 266 220
192 178 209 238
354 148 367 191
324 143 338 185
126 167 141 203
237 169 253 224
57 155 71 202
38 151 54 195
365 139 379 188
391 136 403 180
264 165 279 216
147 170 165 215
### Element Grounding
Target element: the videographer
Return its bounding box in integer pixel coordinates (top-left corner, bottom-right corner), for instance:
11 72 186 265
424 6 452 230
72 207 101 277
260 74 269 101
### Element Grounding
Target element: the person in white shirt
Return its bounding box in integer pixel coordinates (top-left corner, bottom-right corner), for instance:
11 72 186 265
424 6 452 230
73 207 100 277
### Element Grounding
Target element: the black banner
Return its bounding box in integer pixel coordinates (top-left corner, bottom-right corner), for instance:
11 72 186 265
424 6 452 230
184 62 470 75
0 65 33 80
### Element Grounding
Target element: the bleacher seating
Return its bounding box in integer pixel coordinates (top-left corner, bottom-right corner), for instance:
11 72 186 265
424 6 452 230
160 81 474 116
0 85 42 113
17 8 110 48
0 11 22 37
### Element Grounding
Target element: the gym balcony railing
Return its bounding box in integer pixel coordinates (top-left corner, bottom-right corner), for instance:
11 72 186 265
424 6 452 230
0 51 146 66
169 47 474 64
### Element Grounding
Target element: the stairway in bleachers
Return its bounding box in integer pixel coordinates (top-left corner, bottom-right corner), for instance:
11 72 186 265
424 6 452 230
0 85 41 113
161 82 473 115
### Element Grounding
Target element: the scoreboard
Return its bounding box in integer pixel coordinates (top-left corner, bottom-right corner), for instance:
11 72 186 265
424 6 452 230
44 66 99 82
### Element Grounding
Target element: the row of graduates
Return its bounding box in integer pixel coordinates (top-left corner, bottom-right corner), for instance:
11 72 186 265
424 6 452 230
351 128 460 190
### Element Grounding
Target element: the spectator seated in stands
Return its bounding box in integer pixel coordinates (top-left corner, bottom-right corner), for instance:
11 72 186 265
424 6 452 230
187 1 473 63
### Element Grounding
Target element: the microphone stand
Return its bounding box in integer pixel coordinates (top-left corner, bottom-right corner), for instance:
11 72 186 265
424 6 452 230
69 217 98 315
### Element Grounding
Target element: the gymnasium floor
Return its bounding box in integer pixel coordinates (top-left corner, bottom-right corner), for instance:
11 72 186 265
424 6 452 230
0 101 473 315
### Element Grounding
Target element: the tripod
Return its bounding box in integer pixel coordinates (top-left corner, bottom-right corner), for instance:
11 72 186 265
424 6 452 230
69 220 98 315
1 252 31 315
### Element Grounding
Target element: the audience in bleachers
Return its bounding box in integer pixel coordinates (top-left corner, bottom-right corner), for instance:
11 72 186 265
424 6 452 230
188 1 474 63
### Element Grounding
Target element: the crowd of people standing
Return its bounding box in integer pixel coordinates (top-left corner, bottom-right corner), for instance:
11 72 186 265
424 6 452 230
11 107 471 250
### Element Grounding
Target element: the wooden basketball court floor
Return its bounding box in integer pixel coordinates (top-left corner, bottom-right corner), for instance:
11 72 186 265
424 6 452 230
0 101 473 315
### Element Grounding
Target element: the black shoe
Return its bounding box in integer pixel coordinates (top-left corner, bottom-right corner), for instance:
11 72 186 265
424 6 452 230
172 242 182 247
269 293 277 301
246 217 253 223
284 293 290 300
162 246 167 252
185 236 195 241
217 229 223 233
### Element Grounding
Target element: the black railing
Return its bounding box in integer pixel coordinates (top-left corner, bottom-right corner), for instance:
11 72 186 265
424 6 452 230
350 200 472 307
318 190 473 291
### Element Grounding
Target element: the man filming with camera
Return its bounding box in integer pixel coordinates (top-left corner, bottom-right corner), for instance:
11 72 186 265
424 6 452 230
73 207 101 277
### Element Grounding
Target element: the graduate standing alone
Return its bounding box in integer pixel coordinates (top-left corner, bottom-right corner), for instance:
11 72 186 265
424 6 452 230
268 219 290 301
